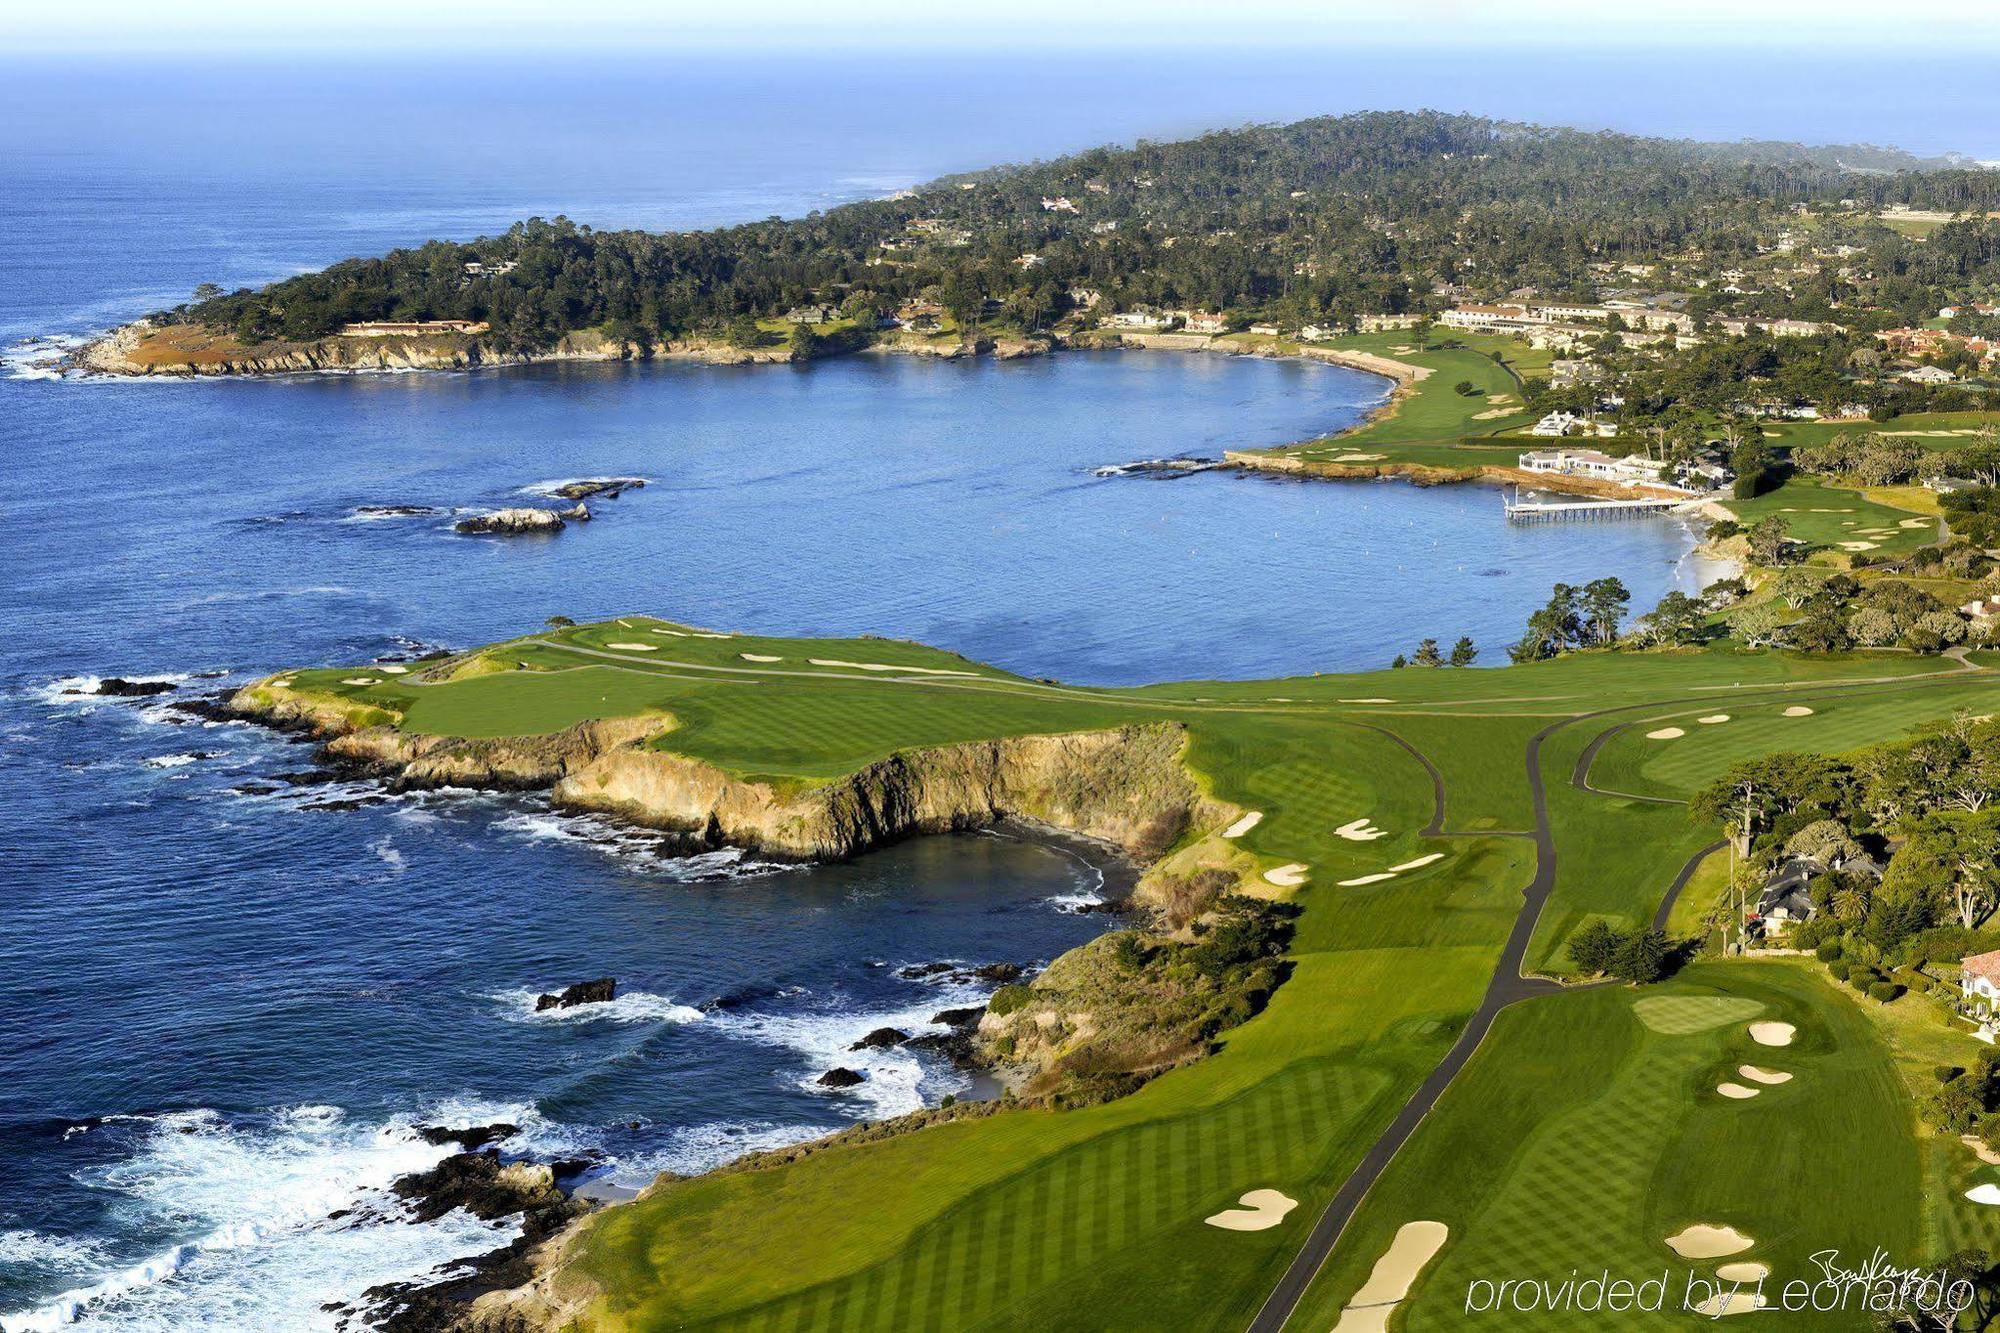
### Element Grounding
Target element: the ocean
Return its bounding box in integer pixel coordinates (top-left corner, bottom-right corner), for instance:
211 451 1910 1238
0 43 1902 1330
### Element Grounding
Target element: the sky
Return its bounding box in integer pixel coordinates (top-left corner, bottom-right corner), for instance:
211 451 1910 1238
14 0 2000 54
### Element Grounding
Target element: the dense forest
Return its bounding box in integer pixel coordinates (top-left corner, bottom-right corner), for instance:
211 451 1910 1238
170 111 2000 351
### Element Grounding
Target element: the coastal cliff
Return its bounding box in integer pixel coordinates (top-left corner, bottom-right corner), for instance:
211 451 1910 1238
74 320 803 377
73 319 1053 377
226 679 1217 865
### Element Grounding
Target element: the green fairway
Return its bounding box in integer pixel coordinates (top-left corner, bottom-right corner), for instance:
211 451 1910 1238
1250 330 1541 464
1288 964 1921 1331
243 620 2000 1331
1722 475 1937 561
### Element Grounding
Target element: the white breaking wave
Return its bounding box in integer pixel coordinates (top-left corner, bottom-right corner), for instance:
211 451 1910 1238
0 1104 515 1333
517 476 647 498
602 1121 824 1187
487 987 704 1027
706 990 987 1120
0 1233 108 1278
140 754 201 770
1043 891 1105 914
30 675 192 709
491 810 796 881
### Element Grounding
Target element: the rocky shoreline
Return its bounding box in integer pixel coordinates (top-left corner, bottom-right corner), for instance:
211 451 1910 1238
66 319 1061 378
204 669 1267 1330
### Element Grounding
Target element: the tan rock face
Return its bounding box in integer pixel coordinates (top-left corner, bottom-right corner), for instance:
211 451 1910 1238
555 723 1205 862
229 678 1206 864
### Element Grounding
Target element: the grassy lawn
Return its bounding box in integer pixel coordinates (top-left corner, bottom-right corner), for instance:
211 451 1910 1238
254 621 2000 1330
1722 474 1937 561
1253 331 1542 464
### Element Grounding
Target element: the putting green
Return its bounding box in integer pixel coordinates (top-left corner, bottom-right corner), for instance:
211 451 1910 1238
1632 995 1764 1035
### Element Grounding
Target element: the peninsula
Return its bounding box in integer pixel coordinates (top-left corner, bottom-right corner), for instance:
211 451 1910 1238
229 587 2000 1328
76 112 2000 512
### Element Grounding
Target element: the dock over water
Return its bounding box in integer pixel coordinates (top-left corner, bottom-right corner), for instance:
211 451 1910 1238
1503 490 1691 524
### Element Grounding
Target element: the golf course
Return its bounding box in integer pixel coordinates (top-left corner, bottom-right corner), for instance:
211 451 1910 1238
233 616 2000 1330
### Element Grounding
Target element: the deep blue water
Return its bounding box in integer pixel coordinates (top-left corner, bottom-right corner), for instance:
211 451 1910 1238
0 50 1779 1331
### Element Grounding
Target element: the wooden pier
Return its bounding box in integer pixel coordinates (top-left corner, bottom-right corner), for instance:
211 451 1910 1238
1503 489 1689 524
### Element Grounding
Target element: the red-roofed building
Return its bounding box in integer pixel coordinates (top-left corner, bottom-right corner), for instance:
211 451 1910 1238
1961 950 2000 1017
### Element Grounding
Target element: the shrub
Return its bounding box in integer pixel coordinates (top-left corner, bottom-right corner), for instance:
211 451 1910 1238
1609 928 1671 984
1815 940 1843 962
1847 967 1878 992
1827 958 1852 980
1928 1080 1983 1133
987 984 1033 1017
1869 981 1904 1003
1939 1065 1966 1083
1568 919 1627 975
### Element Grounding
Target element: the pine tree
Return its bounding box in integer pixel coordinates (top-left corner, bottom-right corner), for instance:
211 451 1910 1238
1449 636 1478 666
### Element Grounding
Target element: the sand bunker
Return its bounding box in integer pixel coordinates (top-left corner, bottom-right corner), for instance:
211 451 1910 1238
1330 452 1387 463
1717 1262 1771 1283
649 628 688 637
1964 1136 2000 1167
1901 518 1934 529
807 658 977 676
1838 541 1879 551
1388 853 1444 873
1748 1021 1796 1047
1716 1083 1760 1100
340 678 380 686
1967 1184 2000 1206
1781 706 1814 718
1339 873 1398 887
1332 1220 1450 1333
1647 726 1685 740
378 664 409 675
1222 811 1264 838
1204 1189 1297 1231
1698 714 1730 724
1632 995 1763 1035
739 653 783 663
1336 818 1388 842
1264 864 1310 888
1666 1224 1755 1259
1708 1288 1775 1314
1738 1065 1791 1085
604 642 658 652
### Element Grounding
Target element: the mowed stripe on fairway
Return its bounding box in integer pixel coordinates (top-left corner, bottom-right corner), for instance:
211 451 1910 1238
708 1062 1386 1332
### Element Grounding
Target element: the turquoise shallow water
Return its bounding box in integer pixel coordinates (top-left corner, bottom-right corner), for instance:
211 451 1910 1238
0 53 1729 1332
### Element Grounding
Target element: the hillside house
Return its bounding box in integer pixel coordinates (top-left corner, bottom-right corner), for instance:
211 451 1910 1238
1963 950 2000 1020
1901 365 1957 384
